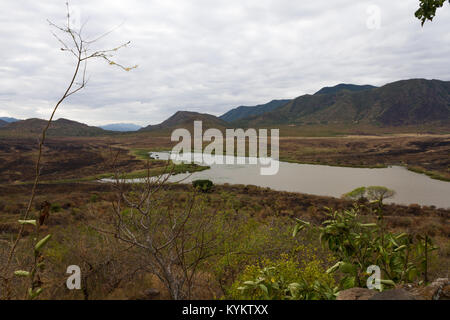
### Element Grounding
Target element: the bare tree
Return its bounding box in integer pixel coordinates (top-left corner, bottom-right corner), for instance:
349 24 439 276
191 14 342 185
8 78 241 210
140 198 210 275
0 2 135 299
100 153 219 300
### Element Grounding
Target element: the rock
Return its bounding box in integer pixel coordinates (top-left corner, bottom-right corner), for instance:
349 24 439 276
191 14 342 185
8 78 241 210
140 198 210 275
412 278 449 300
337 288 377 300
369 289 416 300
440 284 450 300
134 288 160 300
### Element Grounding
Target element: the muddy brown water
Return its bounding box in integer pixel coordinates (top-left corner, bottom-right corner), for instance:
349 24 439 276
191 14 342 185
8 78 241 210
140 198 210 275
106 152 450 209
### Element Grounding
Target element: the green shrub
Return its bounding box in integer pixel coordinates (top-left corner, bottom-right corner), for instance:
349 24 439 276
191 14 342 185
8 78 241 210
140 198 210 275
342 186 395 202
228 253 336 300
192 180 214 193
50 203 61 213
294 203 437 290
89 194 99 203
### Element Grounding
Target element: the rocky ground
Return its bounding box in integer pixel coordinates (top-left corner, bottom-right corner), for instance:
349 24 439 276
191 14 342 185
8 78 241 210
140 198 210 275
337 278 449 300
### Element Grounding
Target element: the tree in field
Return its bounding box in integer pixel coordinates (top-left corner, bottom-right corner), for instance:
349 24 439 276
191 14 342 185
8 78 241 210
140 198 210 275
416 0 450 25
102 157 219 300
342 186 395 203
366 186 395 203
341 187 367 202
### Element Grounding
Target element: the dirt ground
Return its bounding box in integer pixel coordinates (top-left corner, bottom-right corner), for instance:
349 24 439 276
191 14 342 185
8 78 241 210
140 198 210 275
0 137 161 183
279 134 450 180
0 182 448 281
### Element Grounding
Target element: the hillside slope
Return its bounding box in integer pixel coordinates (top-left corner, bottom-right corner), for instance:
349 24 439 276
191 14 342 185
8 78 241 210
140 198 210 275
140 111 229 132
220 99 291 122
0 118 109 136
0 117 20 123
240 79 450 127
314 84 377 95
100 123 142 132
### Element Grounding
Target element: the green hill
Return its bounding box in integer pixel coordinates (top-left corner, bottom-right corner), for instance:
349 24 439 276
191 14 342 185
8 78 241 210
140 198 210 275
314 84 377 95
239 79 450 128
220 99 291 122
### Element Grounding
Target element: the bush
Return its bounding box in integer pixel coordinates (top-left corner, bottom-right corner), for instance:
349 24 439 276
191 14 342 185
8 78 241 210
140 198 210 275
50 203 61 213
294 204 438 290
228 253 336 300
192 180 214 193
89 194 99 203
342 186 395 202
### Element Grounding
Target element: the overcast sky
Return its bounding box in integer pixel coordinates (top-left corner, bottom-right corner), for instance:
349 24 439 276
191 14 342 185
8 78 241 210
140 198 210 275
0 0 449 126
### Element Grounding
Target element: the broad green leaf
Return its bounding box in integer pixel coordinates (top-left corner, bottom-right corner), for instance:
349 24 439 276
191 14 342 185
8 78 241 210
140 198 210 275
380 279 395 286
14 270 30 277
18 220 37 227
259 284 268 296
394 245 407 252
339 262 356 275
360 223 377 228
326 262 342 274
34 234 52 253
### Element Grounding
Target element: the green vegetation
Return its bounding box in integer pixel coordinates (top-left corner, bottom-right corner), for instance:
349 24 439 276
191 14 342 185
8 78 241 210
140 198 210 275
130 148 168 160
192 180 214 193
115 163 209 179
416 0 449 25
407 166 450 182
13 219 53 299
294 203 437 291
342 186 395 202
229 252 336 300
50 203 62 213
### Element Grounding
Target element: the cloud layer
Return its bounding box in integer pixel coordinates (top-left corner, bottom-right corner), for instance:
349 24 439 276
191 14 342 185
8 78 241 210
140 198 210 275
0 0 449 126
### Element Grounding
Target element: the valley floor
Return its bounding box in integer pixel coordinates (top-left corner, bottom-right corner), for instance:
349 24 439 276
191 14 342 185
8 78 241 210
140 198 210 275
0 133 448 299
2 133 448 183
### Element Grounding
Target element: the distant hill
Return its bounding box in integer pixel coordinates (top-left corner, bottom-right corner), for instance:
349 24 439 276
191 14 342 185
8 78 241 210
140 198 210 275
0 118 109 136
239 79 450 127
100 123 142 132
0 117 20 123
220 99 291 122
314 84 377 95
140 111 229 132
0 119 8 127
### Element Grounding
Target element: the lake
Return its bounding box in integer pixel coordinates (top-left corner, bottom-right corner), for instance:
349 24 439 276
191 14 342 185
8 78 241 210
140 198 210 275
107 152 450 209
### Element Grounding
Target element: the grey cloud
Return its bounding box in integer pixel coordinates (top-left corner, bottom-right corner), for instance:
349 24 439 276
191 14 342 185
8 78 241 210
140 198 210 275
0 0 449 126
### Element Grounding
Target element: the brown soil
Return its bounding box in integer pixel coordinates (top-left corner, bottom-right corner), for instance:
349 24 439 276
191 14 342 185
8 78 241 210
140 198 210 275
279 135 450 179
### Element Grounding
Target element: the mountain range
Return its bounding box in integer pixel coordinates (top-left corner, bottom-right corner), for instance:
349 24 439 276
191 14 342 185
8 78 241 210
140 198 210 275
100 123 142 132
0 118 108 136
238 79 449 127
1 79 449 137
314 84 377 95
139 111 229 132
0 117 20 123
219 99 291 122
